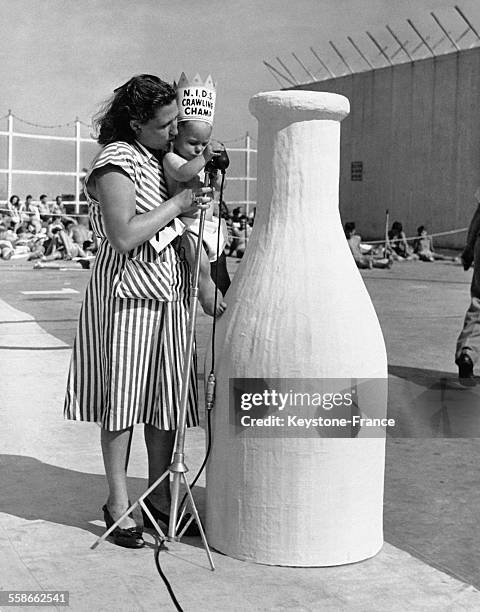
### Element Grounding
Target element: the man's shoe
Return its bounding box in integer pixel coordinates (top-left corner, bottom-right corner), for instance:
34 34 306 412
456 353 476 386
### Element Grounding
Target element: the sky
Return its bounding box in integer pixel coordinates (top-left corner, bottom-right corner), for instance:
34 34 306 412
1 0 480 199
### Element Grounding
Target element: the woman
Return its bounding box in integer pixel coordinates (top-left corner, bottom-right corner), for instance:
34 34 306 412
6 195 21 230
64 74 216 548
387 221 416 261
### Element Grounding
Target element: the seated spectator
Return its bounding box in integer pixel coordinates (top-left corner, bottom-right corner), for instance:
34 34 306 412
15 224 31 243
18 198 29 224
67 217 91 246
82 234 98 255
42 226 66 260
51 195 65 217
15 223 47 261
8 225 34 259
231 207 244 230
24 194 41 223
0 223 14 259
44 217 62 242
222 209 233 254
60 225 86 258
43 223 86 261
413 226 435 261
344 222 392 269
38 194 51 222
413 225 458 262
229 217 252 258
6 195 21 230
62 219 87 258
27 217 43 235
388 221 417 261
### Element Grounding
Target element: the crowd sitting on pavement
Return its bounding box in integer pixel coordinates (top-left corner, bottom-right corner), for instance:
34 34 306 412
0 196 462 270
0 194 97 264
344 219 460 270
0 193 257 265
0 194 257 266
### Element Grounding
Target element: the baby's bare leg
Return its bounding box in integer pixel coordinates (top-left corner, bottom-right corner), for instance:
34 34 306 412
180 232 196 270
180 232 226 317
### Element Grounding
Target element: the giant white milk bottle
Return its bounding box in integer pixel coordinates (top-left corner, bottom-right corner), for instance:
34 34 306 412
205 90 388 566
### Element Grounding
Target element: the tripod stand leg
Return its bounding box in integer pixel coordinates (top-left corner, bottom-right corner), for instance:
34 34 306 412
179 474 215 571
139 499 166 540
91 468 170 549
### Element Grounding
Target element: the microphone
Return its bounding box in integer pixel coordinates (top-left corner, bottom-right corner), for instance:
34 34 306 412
205 148 230 174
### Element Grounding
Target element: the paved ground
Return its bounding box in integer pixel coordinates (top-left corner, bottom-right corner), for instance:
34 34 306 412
1 256 480 611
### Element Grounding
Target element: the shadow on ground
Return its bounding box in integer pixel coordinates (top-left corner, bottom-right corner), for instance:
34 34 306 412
388 365 480 438
0 454 207 550
385 365 480 590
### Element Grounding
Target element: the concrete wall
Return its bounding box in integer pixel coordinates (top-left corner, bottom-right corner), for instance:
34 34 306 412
292 48 480 248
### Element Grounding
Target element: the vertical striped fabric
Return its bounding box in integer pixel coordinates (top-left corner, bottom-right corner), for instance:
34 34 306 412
64 140 198 431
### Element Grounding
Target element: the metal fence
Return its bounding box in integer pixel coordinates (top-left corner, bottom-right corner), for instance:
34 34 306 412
0 111 257 214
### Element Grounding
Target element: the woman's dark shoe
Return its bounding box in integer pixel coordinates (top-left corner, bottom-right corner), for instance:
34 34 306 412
142 498 200 537
102 504 145 549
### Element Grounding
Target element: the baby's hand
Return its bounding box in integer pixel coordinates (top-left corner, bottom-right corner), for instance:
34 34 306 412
203 140 225 163
202 143 218 163
210 139 225 153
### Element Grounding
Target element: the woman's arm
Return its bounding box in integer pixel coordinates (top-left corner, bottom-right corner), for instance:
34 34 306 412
93 165 210 254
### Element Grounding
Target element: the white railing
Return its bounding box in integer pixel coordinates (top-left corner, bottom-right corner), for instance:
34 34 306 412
0 111 257 214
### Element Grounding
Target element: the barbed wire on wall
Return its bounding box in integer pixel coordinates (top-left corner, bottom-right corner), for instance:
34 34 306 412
264 5 480 87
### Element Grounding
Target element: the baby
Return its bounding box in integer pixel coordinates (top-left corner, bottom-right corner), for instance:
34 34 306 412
162 74 227 316
163 120 226 316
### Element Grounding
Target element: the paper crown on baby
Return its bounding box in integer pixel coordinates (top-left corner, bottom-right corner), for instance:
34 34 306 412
175 72 216 125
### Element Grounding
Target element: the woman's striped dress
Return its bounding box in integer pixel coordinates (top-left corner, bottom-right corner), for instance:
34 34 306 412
64 140 198 431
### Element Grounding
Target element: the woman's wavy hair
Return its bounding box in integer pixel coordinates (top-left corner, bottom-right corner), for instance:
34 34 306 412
94 74 176 146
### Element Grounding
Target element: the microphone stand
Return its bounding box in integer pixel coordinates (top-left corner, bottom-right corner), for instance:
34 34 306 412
165 167 217 568
92 170 220 571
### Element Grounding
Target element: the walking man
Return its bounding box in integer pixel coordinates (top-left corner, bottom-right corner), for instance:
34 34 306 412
455 188 480 385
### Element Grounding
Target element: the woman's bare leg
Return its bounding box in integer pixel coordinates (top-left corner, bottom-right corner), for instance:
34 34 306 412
101 427 138 528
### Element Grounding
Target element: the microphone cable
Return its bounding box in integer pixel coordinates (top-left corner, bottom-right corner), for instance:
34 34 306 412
154 537 184 612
